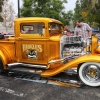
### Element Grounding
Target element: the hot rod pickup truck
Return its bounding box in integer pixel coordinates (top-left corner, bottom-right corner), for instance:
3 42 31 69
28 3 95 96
0 17 100 87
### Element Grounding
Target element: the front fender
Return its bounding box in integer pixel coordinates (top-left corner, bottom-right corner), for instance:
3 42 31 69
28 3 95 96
41 54 100 77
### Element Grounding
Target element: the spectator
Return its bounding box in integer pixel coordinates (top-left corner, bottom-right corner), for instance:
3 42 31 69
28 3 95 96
63 27 67 35
74 20 92 39
66 29 71 36
63 27 71 36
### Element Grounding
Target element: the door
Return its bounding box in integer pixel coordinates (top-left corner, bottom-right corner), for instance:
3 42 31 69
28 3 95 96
16 22 48 65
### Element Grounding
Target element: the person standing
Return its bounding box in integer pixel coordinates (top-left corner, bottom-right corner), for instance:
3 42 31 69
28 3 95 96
74 20 92 39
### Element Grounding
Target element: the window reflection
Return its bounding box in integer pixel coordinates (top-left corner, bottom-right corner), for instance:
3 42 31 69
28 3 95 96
49 22 63 35
20 22 45 35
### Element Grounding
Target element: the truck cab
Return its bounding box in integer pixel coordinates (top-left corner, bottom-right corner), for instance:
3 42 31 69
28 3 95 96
14 17 63 66
0 17 100 87
0 17 64 72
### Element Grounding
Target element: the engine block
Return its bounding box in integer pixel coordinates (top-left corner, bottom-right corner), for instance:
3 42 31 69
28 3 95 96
61 36 90 59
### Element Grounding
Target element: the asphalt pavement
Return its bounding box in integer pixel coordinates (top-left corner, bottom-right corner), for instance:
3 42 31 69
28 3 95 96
0 73 100 100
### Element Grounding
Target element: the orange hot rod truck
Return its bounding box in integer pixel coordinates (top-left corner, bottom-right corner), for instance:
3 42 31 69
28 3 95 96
0 17 100 87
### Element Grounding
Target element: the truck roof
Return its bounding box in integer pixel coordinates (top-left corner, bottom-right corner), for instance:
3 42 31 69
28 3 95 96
14 17 63 25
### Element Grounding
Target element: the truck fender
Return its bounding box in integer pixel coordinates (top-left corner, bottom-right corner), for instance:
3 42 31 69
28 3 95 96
0 50 8 70
0 58 4 73
41 54 100 77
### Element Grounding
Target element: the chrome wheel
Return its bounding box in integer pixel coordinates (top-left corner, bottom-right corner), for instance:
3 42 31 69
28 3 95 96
78 62 100 87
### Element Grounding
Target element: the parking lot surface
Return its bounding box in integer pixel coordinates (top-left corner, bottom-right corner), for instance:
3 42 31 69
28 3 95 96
0 73 100 100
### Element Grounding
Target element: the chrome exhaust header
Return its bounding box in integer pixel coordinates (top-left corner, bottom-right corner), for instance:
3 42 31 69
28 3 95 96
48 57 67 64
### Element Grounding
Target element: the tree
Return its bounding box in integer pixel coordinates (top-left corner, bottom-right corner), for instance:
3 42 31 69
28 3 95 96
21 0 33 17
0 0 4 12
63 10 74 25
0 0 16 32
20 0 73 25
73 0 83 26
74 0 100 28
91 0 100 29
74 0 92 22
0 0 4 21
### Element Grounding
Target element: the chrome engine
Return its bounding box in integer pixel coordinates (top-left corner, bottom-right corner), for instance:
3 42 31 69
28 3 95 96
60 35 91 60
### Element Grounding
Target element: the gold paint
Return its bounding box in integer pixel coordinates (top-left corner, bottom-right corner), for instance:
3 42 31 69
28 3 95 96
36 70 43 74
88 69 97 78
22 44 42 52
48 80 81 88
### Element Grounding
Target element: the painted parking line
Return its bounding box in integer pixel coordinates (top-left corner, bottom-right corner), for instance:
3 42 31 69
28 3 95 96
0 86 26 97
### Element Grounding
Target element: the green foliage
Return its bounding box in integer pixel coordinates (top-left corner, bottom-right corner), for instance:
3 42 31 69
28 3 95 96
20 0 73 25
74 0 100 29
63 10 74 25
91 0 100 28
74 0 92 22
21 0 33 17
74 0 83 23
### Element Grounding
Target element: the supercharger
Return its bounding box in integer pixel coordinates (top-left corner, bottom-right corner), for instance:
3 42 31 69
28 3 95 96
60 35 91 60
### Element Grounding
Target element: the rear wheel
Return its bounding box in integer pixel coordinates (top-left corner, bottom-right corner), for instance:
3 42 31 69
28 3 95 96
78 62 100 87
0 59 4 73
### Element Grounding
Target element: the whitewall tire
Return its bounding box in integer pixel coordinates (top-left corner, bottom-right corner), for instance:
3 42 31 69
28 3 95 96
78 62 100 87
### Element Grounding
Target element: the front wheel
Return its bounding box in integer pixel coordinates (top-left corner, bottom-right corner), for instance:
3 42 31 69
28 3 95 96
78 62 100 87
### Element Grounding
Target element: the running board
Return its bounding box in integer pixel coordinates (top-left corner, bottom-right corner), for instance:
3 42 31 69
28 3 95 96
7 72 83 88
47 80 81 87
7 67 45 75
7 63 47 69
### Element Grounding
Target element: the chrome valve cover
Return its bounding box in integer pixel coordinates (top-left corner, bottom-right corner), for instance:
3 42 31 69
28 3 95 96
60 35 91 60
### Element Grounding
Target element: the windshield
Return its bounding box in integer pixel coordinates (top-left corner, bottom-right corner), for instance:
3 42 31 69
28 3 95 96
49 22 63 35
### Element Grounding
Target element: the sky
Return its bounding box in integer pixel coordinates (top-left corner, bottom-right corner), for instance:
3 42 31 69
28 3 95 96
10 0 77 14
65 0 77 11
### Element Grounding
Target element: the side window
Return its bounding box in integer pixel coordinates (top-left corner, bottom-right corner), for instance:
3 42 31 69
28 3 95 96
21 25 34 34
49 23 63 35
20 22 45 34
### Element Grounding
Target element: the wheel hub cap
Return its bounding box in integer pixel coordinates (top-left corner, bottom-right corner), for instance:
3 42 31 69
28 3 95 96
88 68 97 78
84 65 100 82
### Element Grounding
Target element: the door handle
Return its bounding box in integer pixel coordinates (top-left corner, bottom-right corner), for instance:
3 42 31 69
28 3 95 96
18 37 23 40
